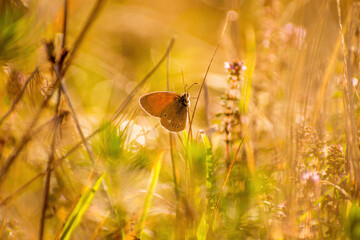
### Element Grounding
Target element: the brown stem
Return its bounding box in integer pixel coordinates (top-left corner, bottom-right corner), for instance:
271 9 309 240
62 0 68 49
62 0 107 75
39 63 64 240
39 117 61 240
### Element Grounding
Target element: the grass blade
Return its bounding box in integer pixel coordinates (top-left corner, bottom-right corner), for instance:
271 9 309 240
60 174 104 240
200 132 216 217
137 150 164 238
196 212 208 240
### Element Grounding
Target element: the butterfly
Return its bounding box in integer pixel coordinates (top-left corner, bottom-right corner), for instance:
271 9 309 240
139 91 190 132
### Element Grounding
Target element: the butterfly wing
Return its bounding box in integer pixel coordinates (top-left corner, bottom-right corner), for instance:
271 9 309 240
139 92 179 117
160 100 188 132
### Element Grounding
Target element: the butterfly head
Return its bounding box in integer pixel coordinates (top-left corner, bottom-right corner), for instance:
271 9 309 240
180 82 197 107
179 92 190 107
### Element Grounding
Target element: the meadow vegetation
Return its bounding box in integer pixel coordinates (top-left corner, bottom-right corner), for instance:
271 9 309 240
1 0 360 239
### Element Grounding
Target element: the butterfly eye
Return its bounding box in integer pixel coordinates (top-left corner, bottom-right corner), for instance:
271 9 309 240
176 126 179 129
171 124 174 128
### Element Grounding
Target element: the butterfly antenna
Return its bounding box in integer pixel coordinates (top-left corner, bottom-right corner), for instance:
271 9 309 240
186 82 198 92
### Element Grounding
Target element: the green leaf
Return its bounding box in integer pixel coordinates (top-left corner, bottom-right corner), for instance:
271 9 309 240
137 150 164 238
182 130 188 144
196 212 208 240
60 174 104 240
201 133 216 217
346 203 360 239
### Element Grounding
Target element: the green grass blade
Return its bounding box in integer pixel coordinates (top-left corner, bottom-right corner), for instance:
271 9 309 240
182 130 193 187
196 212 208 240
182 130 188 144
240 24 256 115
60 174 104 240
137 150 164 238
201 133 216 217
345 202 360 239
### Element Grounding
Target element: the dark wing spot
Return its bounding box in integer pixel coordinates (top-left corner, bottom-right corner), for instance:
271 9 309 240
163 113 167 118
176 126 179 129
171 124 174 128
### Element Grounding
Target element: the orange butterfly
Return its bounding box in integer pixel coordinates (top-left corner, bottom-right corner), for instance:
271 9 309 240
139 91 190 132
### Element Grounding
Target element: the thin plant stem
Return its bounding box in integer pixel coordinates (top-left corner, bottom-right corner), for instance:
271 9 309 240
336 0 360 187
203 82 210 128
60 0 114 213
213 136 245 218
166 49 178 195
0 172 44 206
0 38 176 207
39 114 62 240
0 76 61 184
0 67 38 126
112 37 175 121
208 122 250 234
166 51 183 239
57 127 104 166
57 78 96 164
90 211 111 240
0 114 65 206
56 75 115 210
62 0 68 49
62 0 107 75
0 0 107 185
320 180 352 201
166 51 178 193
40 38 64 240
188 12 230 139
0 115 98 207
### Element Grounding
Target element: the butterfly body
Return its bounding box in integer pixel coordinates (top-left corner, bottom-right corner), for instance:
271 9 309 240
139 91 190 132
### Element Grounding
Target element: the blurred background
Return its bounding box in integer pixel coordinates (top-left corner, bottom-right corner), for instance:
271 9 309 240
1 0 359 239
